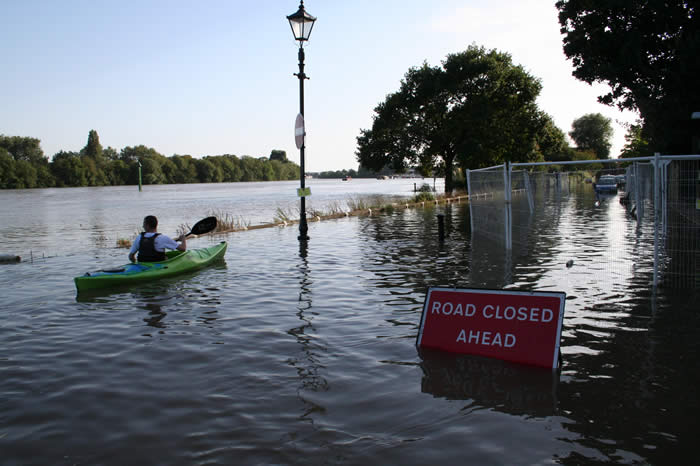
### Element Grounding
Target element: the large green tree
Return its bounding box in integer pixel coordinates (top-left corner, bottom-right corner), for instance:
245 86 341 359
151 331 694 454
269 150 288 163
83 129 103 161
356 46 544 192
569 113 613 159
0 135 46 165
0 135 53 187
535 112 570 161
171 155 199 184
51 151 89 187
556 0 700 154
239 156 263 182
619 122 653 159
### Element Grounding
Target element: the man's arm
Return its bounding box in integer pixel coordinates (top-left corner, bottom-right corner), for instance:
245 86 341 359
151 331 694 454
129 236 140 262
176 235 187 252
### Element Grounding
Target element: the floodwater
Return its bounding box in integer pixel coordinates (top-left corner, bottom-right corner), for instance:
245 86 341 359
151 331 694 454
0 180 698 465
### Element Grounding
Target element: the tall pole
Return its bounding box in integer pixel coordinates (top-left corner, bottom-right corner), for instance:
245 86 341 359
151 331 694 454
296 45 309 241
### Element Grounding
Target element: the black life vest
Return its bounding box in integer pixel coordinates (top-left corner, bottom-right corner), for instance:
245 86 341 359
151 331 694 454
137 233 166 262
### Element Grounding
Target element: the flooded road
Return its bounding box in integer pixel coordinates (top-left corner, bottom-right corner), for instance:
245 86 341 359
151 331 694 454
1 182 697 465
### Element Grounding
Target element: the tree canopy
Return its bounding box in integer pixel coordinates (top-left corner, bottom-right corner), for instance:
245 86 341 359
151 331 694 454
556 0 700 154
619 121 653 159
569 113 613 159
83 129 103 161
356 45 548 192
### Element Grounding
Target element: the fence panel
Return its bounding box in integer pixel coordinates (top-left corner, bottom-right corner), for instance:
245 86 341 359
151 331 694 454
467 155 700 288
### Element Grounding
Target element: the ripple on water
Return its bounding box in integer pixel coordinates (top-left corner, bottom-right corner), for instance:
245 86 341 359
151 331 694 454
1 195 699 464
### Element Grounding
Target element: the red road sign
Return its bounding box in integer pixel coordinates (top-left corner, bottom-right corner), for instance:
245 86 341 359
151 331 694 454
417 287 566 369
295 113 305 149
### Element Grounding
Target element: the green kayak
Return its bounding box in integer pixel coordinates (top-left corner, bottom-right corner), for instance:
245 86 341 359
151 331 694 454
75 241 227 292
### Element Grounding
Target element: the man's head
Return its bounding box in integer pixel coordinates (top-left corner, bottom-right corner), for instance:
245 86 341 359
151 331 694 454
143 215 158 231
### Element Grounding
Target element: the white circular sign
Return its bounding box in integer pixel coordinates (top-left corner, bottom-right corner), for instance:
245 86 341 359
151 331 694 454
295 113 305 149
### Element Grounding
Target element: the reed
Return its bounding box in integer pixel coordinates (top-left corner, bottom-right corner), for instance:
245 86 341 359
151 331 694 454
175 224 190 238
346 194 389 212
273 206 298 224
322 200 345 216
177 210 252 234
208 209 250 232
306 206 325 218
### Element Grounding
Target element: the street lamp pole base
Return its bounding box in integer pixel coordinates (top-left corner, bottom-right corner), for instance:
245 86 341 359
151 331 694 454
298 217 309 241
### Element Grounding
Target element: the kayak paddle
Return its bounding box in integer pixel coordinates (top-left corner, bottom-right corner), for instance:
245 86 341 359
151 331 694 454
185 216 218 237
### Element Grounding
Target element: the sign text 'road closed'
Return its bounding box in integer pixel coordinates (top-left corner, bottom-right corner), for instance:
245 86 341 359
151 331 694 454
417 288 566 369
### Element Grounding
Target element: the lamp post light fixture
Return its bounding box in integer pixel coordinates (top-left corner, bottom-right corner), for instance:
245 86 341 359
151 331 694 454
287 1 316 242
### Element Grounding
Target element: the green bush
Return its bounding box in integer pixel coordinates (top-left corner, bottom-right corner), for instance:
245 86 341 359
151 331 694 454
413 192 435 202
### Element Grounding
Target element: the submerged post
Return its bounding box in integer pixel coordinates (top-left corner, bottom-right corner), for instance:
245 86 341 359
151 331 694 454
138 161 142 192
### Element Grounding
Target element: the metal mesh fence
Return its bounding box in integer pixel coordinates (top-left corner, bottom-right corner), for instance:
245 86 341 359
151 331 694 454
467 156 700 288
467 166 507 245
660 159 700 288
626 162 655 225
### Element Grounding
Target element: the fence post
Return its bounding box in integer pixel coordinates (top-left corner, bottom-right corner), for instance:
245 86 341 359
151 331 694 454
653 152 660 287
504 162 512 250
634 162 642 226
466 169 474 234
524 171 534 213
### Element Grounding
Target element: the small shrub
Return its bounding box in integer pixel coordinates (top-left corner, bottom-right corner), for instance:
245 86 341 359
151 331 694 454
381 204 396 214
413 192 435 202
116 238 131 249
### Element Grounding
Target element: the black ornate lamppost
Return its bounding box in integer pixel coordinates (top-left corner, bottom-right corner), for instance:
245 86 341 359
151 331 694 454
287 1 316 241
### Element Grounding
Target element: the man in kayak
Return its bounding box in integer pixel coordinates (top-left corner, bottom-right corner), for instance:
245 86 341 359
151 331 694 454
128 215 186 262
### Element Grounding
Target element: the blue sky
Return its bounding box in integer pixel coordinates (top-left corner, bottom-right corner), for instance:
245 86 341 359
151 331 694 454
1 0 637 171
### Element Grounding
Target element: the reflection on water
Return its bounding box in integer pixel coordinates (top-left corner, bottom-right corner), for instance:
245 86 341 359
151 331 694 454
144 303 167 329
288 241 330 409
1 185 698 465
419 348 558 418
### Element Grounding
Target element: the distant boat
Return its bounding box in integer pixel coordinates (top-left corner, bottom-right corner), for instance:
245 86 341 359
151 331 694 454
342 176 352 181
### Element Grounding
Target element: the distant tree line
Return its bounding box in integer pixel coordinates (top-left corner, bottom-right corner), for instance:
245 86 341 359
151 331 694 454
0 131 300 189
